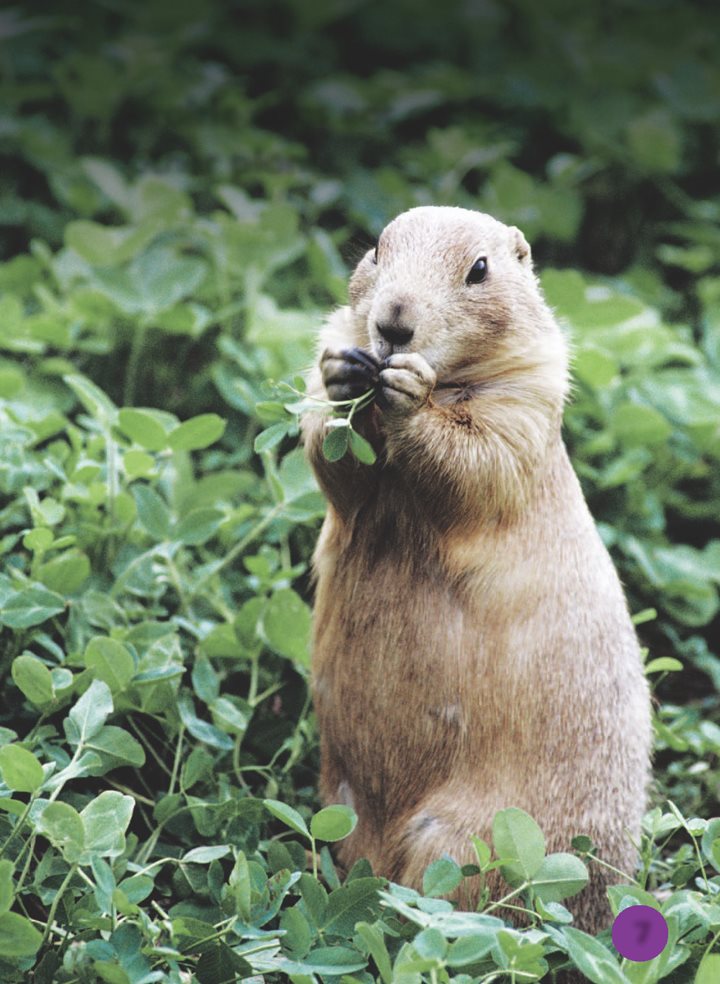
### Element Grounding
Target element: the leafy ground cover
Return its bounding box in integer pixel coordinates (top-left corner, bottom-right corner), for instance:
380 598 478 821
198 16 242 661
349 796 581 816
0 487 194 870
1 0 720 980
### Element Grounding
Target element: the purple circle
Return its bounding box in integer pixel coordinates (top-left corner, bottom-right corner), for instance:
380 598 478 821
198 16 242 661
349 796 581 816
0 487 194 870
612 905 668 961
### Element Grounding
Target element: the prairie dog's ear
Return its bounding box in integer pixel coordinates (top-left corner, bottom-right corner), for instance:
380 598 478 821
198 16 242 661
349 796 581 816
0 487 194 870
509 226 531 264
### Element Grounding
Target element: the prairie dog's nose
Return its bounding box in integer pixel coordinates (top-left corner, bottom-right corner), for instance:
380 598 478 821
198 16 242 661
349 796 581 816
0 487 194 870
376 321 414 345
376 300 415 345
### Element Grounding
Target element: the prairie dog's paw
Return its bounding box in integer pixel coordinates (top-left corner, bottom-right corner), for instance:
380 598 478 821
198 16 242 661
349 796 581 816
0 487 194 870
321 347 380 402
378 353 437 416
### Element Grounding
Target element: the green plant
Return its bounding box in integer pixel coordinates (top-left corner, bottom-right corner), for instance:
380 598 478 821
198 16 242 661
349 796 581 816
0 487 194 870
1 0 719 979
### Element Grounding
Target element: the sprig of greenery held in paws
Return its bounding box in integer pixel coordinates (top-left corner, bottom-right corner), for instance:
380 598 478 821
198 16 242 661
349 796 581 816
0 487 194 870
256 347 384 465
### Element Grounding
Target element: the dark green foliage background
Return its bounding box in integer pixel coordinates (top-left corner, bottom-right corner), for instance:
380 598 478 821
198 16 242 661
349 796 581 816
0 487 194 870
0 1 719 980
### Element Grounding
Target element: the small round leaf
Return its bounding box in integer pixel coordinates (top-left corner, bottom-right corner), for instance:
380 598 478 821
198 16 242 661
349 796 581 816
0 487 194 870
310 805 358 842
263 799 309 839
0 745 44 793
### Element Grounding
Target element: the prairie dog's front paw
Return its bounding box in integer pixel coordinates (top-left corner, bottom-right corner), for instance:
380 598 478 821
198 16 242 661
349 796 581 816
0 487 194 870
378 353 437 416
321 347 381 402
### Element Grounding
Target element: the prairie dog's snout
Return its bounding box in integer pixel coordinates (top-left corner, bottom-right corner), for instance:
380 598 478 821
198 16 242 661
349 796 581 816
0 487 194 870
374 295 416 351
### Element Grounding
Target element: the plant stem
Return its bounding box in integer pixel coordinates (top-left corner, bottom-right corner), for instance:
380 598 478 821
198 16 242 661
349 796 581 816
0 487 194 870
248 650 260 707
0 794 36 858
14 834 37 895
168 724 184 796
189 503 284 595
483 881 531 915
124 324 147 406
585 851 637 883
41 863 79 948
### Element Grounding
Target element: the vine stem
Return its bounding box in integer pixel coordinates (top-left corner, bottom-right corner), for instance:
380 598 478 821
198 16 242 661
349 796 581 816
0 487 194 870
168 724 184 796
124 323 147 406
482 881 532 915
0 795 36 859
41 863 78 948
189 502 285 596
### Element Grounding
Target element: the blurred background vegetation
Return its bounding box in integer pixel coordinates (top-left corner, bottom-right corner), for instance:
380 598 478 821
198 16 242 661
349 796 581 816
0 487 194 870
0 0 719 980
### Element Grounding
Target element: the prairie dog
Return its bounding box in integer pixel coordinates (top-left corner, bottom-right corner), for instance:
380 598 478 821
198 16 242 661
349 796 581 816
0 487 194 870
301 206 652 932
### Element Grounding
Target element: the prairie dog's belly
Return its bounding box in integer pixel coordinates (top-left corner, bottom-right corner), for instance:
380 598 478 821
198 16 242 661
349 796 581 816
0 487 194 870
312 544 473 816
311 493 647 820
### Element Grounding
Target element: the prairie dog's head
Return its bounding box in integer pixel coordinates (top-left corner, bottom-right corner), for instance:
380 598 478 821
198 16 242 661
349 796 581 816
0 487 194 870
348 206 568 397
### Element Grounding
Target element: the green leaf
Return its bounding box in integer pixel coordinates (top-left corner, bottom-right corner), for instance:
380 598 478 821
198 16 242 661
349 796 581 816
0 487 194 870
118 873 153 904
492 807 546 886
626 109 682 174
118 408 169 451
696 954 720 984
321 878 385 936
0 744 44 793
182 845 231 864
0 584 65 629
133 483 171 540
37 549 91 595
286 945 368 975
264 799 310 839
154 303 210 337
472 836 492 868
65 678 113 744
349 429 377 464
65 220 156 266
261 588 311 665
123 449 155 478
198 624 243 660
23 527 54 553
254 422 291 453
175 507 224 546
0 911 43 958
644 657 684 674
209 696 249 737
195 941 253 983
92 247 207 314
701 819 720 869
177 695 234 751
12 654 54 706
530 852 589 902
612 402 672 447
632 608 657 625
446 931 497 966
280 905 313 959
299 873 329 927
310 805 358 842
0 366 24 398
81 158 132 211
91 856 116 912
85 726 146 768
422 856 464 897
168 414 226 451
64 373 117 427
35 802 85 863
182 746 215 791
228 851 252 921
535 898 574 923
322 426 349 461
85 637 135 692
81 791 134 859
356 921 393 984
414 927 448 961
560 927 630 984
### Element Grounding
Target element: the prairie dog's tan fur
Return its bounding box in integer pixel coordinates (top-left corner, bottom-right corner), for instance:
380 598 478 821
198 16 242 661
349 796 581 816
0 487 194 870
301 206 652 932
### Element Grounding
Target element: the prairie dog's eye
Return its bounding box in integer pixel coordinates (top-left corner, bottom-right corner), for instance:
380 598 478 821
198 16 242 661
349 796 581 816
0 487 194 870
466 256 488 285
